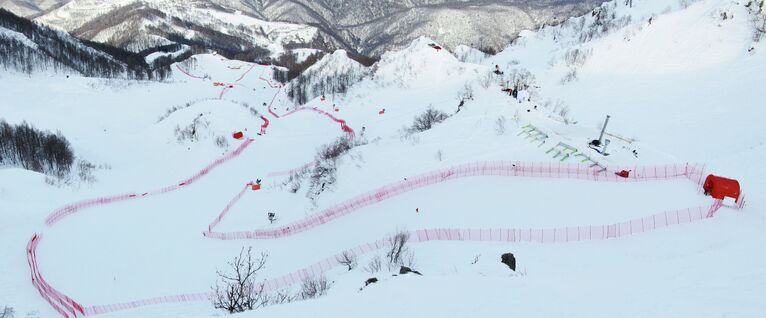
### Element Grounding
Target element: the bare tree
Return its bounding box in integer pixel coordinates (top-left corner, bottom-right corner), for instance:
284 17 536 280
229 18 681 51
409 107 450 133
365 255 383 274
336 251 358 271
386 231 412 269
213 247 268 314
299 276 332 300
268 290 296 305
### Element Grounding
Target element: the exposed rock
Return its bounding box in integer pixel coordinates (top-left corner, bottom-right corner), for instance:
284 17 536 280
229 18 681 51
501 253 516 271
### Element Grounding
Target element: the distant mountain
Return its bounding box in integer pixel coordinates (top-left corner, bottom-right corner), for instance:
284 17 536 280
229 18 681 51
1 0 605 57
0 8 178 79
0 0 67 18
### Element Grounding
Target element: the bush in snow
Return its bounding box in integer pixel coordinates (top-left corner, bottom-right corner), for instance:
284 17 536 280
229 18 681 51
457 81 474 101
213 247 269 314
76 159 97 184
307 136 365 204
0 306 14 318
435 149 445 162
214 136 229 149
336 251 358 271
267 290 296 305
563 48 592 68
478 70 496 88
407 107 450 134
385 230 416 270
364 255 384 274
560 68 578 84
495 116 507 135
503 68 536 92
299 275 332 300
0 120 74 179
578 2 633 43
282 166 309 194
746 1 766 42
174 114 209 143
543 99 575 125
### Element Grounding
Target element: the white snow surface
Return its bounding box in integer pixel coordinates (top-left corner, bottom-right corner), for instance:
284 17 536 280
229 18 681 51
1 0 765 318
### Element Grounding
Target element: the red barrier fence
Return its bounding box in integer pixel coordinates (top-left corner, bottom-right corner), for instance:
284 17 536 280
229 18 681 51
280 107 355 135
260 116 270 135
174 65 204 79
44 138 255 226
27 234 85 318
30 61 742 318
33 160 735 317
206 162 707 240
83 201 723 316
256 203 722 293
266 161 316 178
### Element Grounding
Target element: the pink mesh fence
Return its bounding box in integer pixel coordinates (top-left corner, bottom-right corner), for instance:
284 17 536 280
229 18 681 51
270 106 355 135
82 202 723 316
206 162 708 240
266 161 316 178
174 65 204 79
30 62 741 317
44 138 255 226
27 234 85 318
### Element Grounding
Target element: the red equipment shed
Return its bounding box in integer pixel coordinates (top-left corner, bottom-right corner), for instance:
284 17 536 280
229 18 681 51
703 175 741 202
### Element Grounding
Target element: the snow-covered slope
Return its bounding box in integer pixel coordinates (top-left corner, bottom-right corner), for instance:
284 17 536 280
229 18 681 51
33 0 320 54
1 0 765 318
0 0 67 17
286 50 371 104
4 0 607 56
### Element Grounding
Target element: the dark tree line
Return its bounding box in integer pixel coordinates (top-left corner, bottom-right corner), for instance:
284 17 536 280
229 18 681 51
283 51 372 105
272 52 325 83
0 120 74 178
287 72 357 105
0 8 172 80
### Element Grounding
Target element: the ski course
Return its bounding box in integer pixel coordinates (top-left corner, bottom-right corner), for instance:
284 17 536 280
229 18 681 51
27 60 745 318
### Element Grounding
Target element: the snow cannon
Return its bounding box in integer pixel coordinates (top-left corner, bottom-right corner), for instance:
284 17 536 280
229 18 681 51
379 108 386 115
232 131 244 140
703 175 741 203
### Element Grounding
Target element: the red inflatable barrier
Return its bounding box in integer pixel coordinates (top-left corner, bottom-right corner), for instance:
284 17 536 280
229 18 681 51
703 175 741 202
